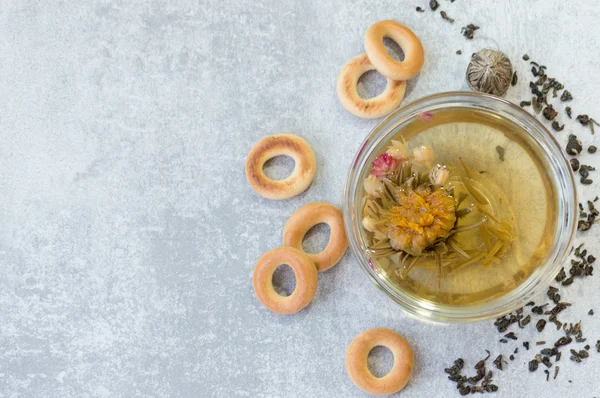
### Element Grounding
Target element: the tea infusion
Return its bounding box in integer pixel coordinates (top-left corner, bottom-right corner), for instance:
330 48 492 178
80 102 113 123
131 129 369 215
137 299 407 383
361 110 556 305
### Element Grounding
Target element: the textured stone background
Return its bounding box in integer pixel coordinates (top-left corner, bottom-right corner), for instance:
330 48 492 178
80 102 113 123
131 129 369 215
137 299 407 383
1 0 600 397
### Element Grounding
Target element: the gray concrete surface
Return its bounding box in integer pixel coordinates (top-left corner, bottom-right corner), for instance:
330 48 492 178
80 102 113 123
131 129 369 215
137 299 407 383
2 0 600 396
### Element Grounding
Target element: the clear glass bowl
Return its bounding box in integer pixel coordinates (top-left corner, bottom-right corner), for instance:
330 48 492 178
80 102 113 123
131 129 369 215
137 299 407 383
343 91 577 323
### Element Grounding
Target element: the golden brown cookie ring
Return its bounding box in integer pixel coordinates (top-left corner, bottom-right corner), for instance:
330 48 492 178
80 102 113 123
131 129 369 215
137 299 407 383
346 328 414 396
252 247 318 314
245 134 316 200
283 202 348 272
364 20 425 81
336 54 407 119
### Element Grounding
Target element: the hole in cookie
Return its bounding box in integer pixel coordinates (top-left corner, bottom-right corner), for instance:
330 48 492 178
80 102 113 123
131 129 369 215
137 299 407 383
383 37 405 62
263 155 295 180
302 223 331 254
357 70 387 100
367 345 395 378
272 264 296 296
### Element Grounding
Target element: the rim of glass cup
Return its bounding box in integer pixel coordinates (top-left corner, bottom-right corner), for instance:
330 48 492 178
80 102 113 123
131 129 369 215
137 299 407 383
343 91 577 323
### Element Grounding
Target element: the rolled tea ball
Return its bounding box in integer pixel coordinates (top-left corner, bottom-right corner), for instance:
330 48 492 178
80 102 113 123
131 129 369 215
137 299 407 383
466 49 513 96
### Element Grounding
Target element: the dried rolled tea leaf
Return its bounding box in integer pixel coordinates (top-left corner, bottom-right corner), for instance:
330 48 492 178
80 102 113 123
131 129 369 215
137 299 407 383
552 121 565 131
416 6 425 12
543 105 558 121
466 49 513 96
542 356 552 368
493 355 504 370
528 360 538 372
461 23 479 40
561 90 573 101
520 100 531 107
578 220 593 231
536 319 547 332
511 71 518 86
456 50 462 55
430 0 440 10
570 158 580 171
566 107 572 118
440 11 454 23
532 97 543 114
576 114 590 125
589 145 597 154
566 135 583 156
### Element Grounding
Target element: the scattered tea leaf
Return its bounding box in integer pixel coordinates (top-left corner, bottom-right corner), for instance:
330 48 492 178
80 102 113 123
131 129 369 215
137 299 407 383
566 135 583 156
523 54 530 61
555 267 567 282
552 121 564 131
543 105 558 121
511 71 518 86
430 0 440 10
440 11 454 22
566 107 572 118
416 6 425 12
493 355 504 370
588 145 597 154
528 360 538 372
536 319 547 332
461 23 479 39
561 90 573 101
570 158 580 172
532 97 543 114
576 114 590 125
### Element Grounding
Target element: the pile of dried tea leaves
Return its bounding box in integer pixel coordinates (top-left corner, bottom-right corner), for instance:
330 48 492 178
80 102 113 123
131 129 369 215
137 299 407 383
414 1 479 42
445 353 499 395
436 10 600 397
445 243 598 394
516 56 599 232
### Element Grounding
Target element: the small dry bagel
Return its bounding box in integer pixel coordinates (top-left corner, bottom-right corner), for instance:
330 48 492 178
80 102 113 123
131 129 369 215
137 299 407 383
364 20 424 81
346 328 414 396
283 202 348 272
252 247 318 314
336 54 407 119
245 134 316 200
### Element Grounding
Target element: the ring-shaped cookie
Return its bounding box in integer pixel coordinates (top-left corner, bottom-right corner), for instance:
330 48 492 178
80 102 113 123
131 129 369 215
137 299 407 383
283 202 348 272
245 134 316 200
336 54 407 119
346 328 414 396
252 247 318 314
364 20 424 81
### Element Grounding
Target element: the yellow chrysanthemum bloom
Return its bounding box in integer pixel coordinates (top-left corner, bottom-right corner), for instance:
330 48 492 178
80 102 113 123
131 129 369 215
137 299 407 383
386 185 456 255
